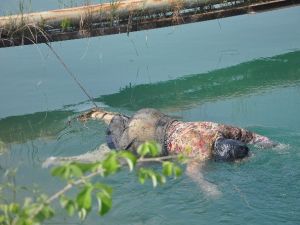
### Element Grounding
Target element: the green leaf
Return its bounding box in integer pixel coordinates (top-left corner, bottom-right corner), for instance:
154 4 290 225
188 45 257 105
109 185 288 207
137 143 150 157
62 167 71 180
137 141 161 157
8 203 20 213
24 197 33 207
0 215 5 223
96 191 112 216
36 205 55 221
60 196 76 217
177 154 188 164
162 161 173 176
20 218 35 225
149 172 158 187
173 166 182 178
37 194 48 203
59 195 68 208
51 166 66 177
156 174 166 185
52 163 99 180
69 165 83 178
78 208 87 221
148 141 161 157
93 183 113 195
138 168 164 187
76 185 93 212
65 201 76 216
102 152 120 176
138 172 146 184
51 165 72 180
138 168 148 185
118 151 137 171
0 204 8 214
71 162 101 173
162 162 182 178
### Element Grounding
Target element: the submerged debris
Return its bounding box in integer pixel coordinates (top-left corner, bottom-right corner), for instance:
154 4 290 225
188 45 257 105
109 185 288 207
42 143 111 168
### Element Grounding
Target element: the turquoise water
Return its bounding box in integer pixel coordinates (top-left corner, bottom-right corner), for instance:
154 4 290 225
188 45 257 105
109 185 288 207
1 1 300 224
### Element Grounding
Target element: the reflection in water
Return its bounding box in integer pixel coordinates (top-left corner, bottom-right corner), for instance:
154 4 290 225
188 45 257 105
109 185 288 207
0 110 73 145
0 140 7 155
0 51 299 146
98 51 300 111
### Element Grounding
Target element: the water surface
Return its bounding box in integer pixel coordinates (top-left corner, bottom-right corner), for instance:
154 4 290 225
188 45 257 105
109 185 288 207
0 2 300 225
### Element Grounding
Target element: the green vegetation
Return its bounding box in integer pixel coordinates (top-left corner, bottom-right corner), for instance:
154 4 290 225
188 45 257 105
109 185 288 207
60 18 72 31
0 141 186 225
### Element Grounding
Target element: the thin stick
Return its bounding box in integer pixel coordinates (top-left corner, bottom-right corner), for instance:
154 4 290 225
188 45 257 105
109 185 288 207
46 42 98 108
22 154 183 223
19 168 104 225
138 155 181 163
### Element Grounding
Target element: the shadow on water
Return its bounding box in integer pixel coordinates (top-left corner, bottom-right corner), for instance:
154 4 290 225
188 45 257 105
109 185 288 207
0 50 300 147
98 50 300 111
0 110 73 146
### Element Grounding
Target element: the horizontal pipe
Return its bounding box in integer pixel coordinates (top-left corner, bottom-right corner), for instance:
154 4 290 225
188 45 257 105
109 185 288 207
0 0 223 28
0 0 299 48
